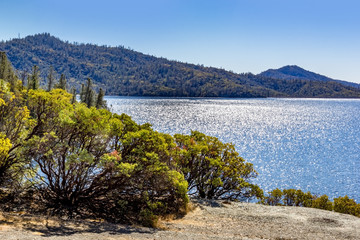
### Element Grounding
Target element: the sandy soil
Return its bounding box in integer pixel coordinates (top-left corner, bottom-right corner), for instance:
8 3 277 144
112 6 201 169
1 199 359 240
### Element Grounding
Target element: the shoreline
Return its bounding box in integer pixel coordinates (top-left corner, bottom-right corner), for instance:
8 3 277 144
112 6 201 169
1 200 359 240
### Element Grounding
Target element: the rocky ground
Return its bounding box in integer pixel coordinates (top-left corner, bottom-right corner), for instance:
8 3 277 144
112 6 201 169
1 199 359 240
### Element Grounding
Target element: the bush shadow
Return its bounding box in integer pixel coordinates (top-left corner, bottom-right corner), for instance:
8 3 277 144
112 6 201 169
2 216 155 237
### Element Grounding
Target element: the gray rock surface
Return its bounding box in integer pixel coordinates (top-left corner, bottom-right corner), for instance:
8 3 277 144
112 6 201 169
1 200 359 239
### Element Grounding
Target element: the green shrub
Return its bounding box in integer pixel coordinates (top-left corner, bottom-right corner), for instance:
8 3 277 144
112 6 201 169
263 188 283 206
334 196 360 217
263 189 360 219
283 189 296 206
174 131 262 201
18 90 189 224
262 189 314 207
295 190 313 207
311 195 333 211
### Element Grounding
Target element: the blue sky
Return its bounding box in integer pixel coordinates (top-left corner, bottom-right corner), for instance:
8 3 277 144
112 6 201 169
1 0 360 83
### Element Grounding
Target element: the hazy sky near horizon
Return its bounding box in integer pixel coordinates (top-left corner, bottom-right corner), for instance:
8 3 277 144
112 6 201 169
1 0 360 83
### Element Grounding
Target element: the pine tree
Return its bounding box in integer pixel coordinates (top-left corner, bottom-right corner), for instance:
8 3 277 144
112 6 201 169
71 88 77 104
96 88 106 109
0 52 17 91
0 52 9 80
27 65 40 90
80 78 102 108
87 89 95 108
56 73 66 90
26 74 31 90
19 70 27 87
47 66 55 91
84 78 94 107
80 83 85 102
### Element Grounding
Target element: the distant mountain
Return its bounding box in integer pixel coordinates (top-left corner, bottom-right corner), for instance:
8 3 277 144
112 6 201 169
1 33 360 98
259 65 359 88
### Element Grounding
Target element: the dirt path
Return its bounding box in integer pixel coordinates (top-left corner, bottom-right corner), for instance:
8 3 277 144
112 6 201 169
1 200 359 239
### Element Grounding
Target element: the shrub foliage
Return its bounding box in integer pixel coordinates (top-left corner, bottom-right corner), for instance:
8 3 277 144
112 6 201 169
174 131 262 200
263 188 359 217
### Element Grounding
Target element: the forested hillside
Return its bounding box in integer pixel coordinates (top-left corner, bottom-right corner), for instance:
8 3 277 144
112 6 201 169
1 33 360 98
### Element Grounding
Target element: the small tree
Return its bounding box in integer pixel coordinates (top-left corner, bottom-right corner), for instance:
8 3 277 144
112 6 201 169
109 121 188 225
312 195 333 211
334 196 360 216
80 83 85 102
85 78 92 106
55 73 66 90
23 96 188 223
70 87 77 104
174 131 262 200
82 78 95 107
0 83 31 186
283 189 297 206
95 88 106 109
294 189 313 207
19 70 28 87
27 65 40 90
24 103 127 214
0 52 19 92
262 189 314 207
263 188 283 206
0 52 9 80
46 66 55 91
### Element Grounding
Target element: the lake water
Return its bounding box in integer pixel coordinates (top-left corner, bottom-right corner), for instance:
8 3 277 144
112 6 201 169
106 96 360 202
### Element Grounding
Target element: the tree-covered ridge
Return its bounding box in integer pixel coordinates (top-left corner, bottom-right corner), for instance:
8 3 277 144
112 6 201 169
1 33 360 98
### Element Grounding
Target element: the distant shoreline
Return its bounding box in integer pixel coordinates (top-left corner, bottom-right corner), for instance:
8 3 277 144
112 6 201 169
104 95 360 100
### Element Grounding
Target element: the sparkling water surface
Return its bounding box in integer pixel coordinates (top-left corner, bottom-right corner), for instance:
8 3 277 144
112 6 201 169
106 96 360 201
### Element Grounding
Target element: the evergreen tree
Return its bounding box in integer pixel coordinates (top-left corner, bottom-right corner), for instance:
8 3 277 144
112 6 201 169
47 65 55 91
87 88 95 108
71 87 77 104
18 70 27 87
0 52 17 91
80 83 85 102
84 78 95 107
27 65 40 90
95 88 106 109
56 73 67 90
0 52 10 80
